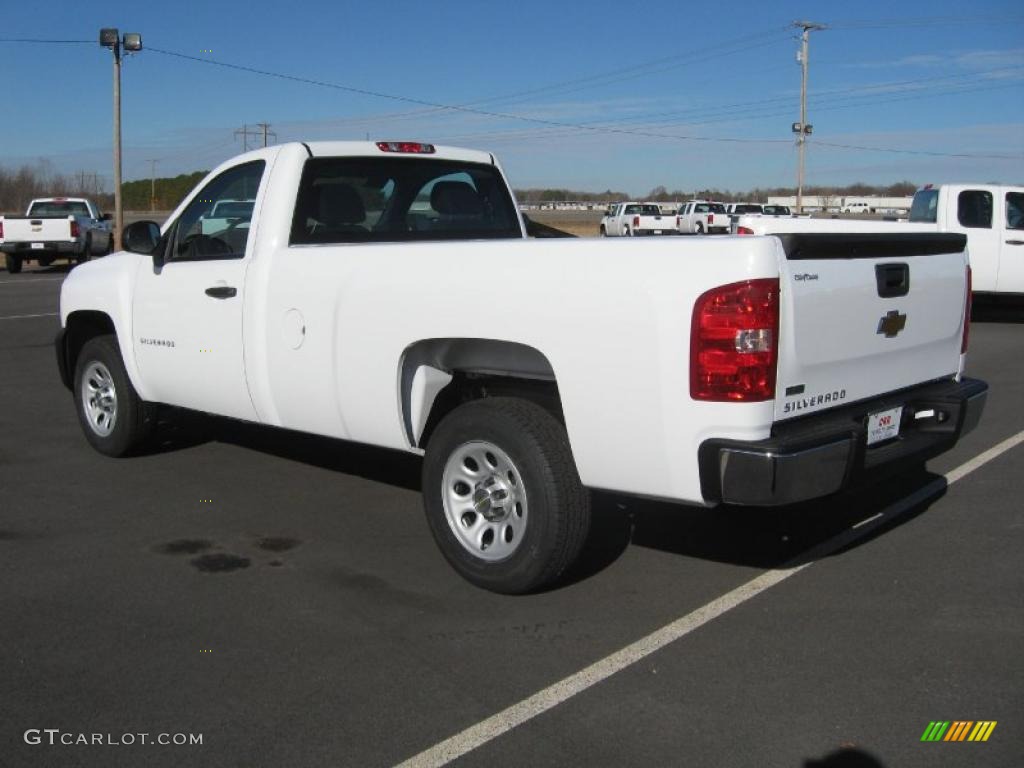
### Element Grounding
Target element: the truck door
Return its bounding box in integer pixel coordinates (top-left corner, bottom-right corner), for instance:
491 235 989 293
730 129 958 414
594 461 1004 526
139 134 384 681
952 188 999 292
998 190 1024 293
132 160 266 420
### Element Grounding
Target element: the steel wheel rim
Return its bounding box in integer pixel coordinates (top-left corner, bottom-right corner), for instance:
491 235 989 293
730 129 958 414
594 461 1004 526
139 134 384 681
441 440 528 562
81 361 118 437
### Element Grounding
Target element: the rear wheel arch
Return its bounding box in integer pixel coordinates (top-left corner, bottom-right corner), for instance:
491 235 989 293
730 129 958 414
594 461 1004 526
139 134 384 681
399 338 562 449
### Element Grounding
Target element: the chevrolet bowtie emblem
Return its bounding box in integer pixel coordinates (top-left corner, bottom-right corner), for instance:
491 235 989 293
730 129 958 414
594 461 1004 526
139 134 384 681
877 310 907 338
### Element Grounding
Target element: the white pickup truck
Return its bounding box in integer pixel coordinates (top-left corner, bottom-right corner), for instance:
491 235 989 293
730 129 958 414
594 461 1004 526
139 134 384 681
0 197 112 273
736 183 1024 296
676 200 729 234
56 141 987 593
599 202 674 236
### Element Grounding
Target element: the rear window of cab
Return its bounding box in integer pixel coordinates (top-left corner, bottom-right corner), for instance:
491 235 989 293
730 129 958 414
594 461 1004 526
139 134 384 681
289 157 522 244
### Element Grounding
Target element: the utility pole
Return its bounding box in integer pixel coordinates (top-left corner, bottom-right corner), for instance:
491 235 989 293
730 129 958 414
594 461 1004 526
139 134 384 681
100 29 142 251
234 124 251 151
146 159 159 211
792 21 824 215
235 123 275 151
256 122 276 148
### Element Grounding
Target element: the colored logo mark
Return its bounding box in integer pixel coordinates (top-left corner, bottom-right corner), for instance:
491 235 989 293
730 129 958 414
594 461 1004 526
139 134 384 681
921 721 997 742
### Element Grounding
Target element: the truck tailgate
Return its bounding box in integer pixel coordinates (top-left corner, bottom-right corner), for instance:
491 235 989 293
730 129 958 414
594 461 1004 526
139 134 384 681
775 233 968 422
1 216 74 243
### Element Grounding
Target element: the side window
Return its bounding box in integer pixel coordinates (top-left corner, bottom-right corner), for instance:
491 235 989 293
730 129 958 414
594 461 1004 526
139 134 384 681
169 161 265 262
1006 192 1024 231
957 190 993 229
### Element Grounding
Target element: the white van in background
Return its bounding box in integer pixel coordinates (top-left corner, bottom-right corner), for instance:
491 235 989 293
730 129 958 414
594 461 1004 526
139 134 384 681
909 184 1024 296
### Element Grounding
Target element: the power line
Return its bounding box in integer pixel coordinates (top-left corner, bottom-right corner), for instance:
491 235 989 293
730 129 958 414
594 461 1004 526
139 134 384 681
147 45 789 146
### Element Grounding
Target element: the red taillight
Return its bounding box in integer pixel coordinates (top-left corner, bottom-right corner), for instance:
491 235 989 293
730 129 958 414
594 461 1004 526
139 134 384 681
633 215 640 228
376 141 435 154
961 264 972 353
690 278 779 402
737 226 755 235
0 221 4 238
676 216 680 227
708 213 714 224
70 220 80 238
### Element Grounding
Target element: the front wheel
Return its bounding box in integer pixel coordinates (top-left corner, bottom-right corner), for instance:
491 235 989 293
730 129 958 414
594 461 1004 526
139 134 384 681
599 225 607 237
73 335 155 456
422 397 590 594
695 222 705 235
5 254 22 273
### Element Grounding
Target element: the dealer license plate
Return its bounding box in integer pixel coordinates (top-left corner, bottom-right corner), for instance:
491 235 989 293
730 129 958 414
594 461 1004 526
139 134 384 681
31 242 44 249
653 230 662 234
866 406 902 445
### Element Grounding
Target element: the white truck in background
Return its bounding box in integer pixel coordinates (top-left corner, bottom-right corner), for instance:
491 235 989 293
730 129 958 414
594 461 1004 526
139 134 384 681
0 197 112 274
676 201 729 234
599 202 674 236
736 183 1024 296
56 140 986 594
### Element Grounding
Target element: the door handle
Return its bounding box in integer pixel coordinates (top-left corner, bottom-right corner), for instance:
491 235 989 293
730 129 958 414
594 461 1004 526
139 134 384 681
205 286 237 299
1006 239 1024 246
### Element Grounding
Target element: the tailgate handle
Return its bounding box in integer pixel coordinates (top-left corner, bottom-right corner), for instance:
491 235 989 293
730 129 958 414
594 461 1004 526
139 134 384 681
875 263 910 298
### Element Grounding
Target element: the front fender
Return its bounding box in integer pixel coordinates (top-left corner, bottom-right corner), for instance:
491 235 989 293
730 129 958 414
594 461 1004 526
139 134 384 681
59 252 150 400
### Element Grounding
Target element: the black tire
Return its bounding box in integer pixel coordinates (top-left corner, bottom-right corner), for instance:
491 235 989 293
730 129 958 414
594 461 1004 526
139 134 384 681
5 254 22 274
422 397 590 594
79 236 92 264
73 335 155 457
695 222 704 235
599 225 607 237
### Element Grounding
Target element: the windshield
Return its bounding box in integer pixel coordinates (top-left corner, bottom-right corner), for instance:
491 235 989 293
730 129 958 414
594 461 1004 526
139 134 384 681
709 203 726 213
909 189 939 223
28 200 91 216
734 204 762 214
764 206 789 215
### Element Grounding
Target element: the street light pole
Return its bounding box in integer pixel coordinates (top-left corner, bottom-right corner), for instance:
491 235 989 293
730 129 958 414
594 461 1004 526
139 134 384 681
792 21 824 215
100 29 142 252
112 39 122 250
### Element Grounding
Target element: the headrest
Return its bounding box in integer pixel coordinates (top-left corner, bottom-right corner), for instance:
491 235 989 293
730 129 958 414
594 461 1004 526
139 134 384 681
318 184 365 225
430 181 484 216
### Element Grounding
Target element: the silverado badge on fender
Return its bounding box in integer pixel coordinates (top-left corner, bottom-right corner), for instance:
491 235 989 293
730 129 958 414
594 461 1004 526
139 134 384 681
876 310 907 338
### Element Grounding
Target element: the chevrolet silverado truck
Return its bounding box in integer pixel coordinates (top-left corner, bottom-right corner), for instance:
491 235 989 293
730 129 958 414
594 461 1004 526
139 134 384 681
1 197 112 273
56 141 987 593
676 200 729 234
599 202 674 236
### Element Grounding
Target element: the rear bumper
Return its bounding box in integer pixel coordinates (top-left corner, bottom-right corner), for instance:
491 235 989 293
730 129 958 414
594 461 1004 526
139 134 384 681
698 377 988 506
1 241 82 256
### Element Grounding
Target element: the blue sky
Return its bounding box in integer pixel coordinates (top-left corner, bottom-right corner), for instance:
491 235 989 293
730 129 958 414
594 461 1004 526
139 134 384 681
2 0 1022 196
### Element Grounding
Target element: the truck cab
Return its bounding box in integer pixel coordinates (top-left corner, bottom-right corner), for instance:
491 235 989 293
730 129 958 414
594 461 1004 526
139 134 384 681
909 183 1024 295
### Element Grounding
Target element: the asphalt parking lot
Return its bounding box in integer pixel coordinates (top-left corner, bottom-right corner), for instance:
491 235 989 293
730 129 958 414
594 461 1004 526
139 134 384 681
1 263 1021 768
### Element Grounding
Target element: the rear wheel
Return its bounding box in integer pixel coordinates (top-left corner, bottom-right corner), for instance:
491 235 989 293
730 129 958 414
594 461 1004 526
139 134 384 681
422 397 590 594
695 222 705 235
73 335 155 456
4 254 22 273
78 237 92 264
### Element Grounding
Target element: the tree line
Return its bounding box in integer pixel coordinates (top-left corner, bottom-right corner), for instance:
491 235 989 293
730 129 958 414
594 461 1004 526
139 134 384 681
0 161 208 214
2 159 920 214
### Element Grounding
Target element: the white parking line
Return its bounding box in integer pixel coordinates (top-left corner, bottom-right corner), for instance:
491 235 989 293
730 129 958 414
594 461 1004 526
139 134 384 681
0 312 58 321
394 428 1024 768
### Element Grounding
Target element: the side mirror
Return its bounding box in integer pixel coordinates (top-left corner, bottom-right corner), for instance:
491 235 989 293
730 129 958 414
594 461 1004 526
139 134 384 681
100 213 112 221
123 220 161 255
